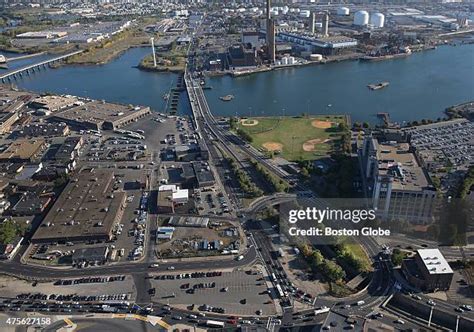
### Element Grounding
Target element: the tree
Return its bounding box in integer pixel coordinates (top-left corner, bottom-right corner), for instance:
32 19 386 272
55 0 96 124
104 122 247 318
362 122 370 129
0 220 18 245
322 260 346 282
391 248 406 266
301 167 310 178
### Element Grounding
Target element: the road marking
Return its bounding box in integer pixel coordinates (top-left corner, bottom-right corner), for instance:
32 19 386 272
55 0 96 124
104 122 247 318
148 316 171 329
63 318 74 327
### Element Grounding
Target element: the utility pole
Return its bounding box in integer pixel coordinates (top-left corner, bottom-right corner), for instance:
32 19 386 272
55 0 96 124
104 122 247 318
150 37 157 67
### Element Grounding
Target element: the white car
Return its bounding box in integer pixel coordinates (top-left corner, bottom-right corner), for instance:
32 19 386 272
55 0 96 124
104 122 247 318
167 266 175 270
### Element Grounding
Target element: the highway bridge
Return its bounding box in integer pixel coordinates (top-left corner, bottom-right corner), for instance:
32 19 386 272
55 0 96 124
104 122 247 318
0 50 83 82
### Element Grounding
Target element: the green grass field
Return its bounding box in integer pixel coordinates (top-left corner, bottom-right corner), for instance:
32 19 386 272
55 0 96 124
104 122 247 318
237 116 346 161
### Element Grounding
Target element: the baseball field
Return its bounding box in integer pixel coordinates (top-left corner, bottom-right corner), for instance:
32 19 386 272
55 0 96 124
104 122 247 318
237 115 346 161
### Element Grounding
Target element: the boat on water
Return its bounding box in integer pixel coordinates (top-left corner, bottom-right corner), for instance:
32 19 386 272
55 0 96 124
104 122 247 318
0 54 6 64
219 95 234 102
162 93 170 101
368 82 389 90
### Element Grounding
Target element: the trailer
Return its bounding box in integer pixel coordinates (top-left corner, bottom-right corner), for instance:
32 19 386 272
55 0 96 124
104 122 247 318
314 306 330 315
205 320 225 328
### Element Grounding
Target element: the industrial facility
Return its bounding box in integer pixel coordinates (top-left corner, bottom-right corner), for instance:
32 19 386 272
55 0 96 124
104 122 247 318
31 169 126 244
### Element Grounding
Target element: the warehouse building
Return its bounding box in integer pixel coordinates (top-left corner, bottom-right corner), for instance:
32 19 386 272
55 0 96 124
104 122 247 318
29 95 79 113
192 161 215 188
0 139 47 163
0 112 19 134
32 169 126 243
402 248 454 292
50 101 151 131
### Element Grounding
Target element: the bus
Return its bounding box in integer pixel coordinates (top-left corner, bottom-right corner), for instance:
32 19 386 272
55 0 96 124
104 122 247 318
275 284 285 298
206 320 225 328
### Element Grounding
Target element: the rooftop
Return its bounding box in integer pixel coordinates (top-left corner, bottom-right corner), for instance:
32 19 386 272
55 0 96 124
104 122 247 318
32 169 125 242
375 141 430 191
0 139 46 162
417 248 453 275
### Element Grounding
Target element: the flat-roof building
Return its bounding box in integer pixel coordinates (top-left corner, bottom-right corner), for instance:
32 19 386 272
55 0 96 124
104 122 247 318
0 139 46 163
402 248 453 292
51 101 151 131
361 136 436 224
278 32 357 55
29 95 78 112
14 122 70 138
52 136 83 162
192 161 215 188
0 112 19 134
72 247 109 265
156 227 175 240
32 170 126 243
169 216 209 228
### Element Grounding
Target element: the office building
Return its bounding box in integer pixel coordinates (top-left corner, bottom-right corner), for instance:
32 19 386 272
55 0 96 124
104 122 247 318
361 136 436 224
402 249 454 292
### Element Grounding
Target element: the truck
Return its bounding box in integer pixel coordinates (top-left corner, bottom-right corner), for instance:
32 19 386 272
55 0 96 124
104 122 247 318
206 320 225 328
314 306 330 315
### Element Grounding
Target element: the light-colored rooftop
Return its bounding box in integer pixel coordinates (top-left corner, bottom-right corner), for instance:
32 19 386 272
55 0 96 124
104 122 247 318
376 141 429 191
417 248 453 275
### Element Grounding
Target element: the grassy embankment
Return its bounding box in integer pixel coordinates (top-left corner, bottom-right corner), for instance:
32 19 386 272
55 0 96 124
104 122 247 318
138 41 187 73
65 29 149 65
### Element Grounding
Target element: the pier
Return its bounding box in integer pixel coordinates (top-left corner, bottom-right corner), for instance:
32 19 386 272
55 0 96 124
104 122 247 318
0 50 83 83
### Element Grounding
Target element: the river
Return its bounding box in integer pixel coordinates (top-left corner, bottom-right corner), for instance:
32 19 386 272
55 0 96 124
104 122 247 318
204 44 474 124
12 47 179 114
8 43 474 123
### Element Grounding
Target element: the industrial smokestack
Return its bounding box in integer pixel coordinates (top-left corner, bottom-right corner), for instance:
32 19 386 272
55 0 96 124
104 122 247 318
309 12 316 34
266 0 271 20
321 12 329 36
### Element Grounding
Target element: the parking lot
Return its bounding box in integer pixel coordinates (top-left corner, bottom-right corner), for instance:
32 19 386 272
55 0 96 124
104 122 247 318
150 270 277 316
0 275 135 302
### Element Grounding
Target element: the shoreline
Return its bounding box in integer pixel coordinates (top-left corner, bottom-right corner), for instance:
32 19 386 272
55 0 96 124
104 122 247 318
205 45 442 79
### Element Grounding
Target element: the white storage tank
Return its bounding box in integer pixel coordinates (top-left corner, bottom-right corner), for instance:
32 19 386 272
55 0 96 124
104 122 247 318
310 54 323 61
370 13 385 28
354 10 369 26
288 56 295 65
281 57 288 65
337 7 350 16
